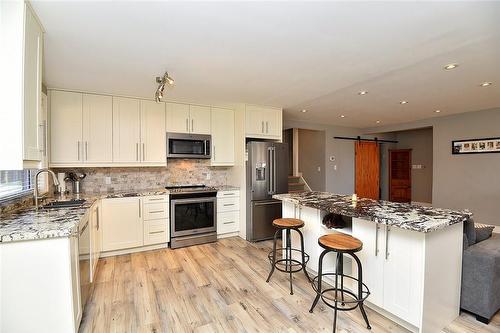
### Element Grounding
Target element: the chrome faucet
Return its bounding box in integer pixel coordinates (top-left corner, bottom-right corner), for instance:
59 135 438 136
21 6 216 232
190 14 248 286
34 169 60 210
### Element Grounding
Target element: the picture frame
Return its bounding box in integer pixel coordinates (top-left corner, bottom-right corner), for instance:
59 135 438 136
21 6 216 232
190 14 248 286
452 137 500 155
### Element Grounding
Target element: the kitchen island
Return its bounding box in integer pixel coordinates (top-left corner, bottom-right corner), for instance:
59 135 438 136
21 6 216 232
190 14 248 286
273 192 471 333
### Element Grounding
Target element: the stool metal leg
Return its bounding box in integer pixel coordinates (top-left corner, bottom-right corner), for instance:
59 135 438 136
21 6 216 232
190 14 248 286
296 228 311 282
352 253 371 330
266 229 280 283
309 249 329 313
337 253 345 305
286 228 293 295
333 251 339 333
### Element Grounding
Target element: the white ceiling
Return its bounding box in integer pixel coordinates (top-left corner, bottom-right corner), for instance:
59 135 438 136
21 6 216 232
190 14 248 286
32 1 500 128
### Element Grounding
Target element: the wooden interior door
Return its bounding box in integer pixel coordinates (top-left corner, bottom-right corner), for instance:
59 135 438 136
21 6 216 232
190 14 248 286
389 149 412 202
355 141 380 199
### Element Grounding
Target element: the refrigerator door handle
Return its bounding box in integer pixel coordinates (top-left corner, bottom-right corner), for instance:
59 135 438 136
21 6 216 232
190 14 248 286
272 147 277 194
267 147 273 195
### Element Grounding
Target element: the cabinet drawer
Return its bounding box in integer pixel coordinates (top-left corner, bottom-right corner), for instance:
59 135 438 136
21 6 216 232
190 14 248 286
144 219 169 245
217 190 239 198
143 202 168 220
217 197 239 212
217 211 239 234
142 195 168 204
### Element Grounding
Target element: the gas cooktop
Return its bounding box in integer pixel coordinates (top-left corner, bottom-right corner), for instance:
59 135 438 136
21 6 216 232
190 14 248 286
165 184 217 194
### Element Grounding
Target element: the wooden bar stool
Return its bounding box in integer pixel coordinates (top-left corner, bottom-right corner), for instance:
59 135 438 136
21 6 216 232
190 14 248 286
266 218 310 295
309 233 371 333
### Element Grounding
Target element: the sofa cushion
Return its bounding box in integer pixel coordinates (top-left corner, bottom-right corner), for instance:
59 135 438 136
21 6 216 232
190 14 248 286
463 218 476 246
476 223 495 243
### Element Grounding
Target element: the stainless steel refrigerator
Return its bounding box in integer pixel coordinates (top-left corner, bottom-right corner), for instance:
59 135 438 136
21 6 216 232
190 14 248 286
246 141 289 241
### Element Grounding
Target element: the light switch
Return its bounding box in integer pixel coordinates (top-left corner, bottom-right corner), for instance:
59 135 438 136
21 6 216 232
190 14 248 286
317 166 321 172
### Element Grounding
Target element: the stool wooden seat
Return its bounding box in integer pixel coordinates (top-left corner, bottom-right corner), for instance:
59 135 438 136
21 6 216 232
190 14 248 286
273 218 305 228
318 233 363 252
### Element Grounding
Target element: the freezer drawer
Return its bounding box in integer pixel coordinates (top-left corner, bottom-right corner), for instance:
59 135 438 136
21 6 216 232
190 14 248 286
247 200 282 242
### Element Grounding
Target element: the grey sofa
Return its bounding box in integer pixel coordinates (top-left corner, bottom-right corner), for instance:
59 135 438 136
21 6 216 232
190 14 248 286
461 219 500 323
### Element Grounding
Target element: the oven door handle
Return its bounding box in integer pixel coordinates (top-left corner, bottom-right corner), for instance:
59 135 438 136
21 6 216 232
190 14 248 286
171 197 217 205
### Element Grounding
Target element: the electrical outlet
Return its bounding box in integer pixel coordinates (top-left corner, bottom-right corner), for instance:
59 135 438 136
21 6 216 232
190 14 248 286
317 166 321 172
105 176 111 185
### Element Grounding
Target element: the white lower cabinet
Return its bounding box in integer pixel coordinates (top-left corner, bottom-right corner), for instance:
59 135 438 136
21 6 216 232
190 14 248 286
101 197 143 251
217 190 240 236
89 202 101 281
101 195 169 252
352 218 423 328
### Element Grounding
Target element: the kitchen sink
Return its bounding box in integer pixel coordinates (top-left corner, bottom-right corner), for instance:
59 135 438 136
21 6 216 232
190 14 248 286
42 199 86 209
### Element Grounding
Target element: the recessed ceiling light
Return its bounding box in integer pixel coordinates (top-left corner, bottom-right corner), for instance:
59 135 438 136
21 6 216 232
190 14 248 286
301 109 307 113
400 100 408 105
480 82 492 87
435 110 441 113
358 91 368 95
444 63 459 70
340 115 345 118
376 120 381 124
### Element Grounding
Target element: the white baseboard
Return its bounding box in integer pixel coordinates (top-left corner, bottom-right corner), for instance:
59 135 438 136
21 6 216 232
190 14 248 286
100 243 168 257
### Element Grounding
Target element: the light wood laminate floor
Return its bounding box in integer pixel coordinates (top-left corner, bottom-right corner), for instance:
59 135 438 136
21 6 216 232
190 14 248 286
80 237 500 333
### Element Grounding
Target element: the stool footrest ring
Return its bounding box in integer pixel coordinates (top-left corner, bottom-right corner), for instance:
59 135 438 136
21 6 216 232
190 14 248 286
268 248 310 274
310 273 370 312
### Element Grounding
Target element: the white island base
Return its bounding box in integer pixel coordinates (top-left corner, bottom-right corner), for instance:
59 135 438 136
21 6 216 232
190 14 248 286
281 201 463 333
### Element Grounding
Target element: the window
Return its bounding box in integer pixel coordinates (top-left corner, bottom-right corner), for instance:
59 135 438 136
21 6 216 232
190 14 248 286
0 169 46 202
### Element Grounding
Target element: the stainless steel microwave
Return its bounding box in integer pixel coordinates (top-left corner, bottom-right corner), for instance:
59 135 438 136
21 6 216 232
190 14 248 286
166 133 211 159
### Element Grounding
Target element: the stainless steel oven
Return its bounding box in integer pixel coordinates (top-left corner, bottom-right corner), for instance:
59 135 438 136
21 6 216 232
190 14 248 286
166 133 211 159
170 190 217 248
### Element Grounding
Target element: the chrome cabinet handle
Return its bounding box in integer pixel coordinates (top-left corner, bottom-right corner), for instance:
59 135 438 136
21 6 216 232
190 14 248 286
375 225 380 256
149 230 164 235
213 145 216 161
139 200 141 218
261 121 264 133
266 121 269 134
96 206 99 230
385 226 390 260
223 203 235 206
85 141 88 161
191 119 194 132
223 221 235 225
149 210 164 214
77 141 80 161
142 143 145 161
148 198 165 201
186 118 189 132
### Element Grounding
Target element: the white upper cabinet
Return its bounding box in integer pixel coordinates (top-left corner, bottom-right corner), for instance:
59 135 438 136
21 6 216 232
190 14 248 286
166 103 211 134
112 97 141 164
83 94 113 163
189 105 211 134
211 107 234 166
140 100 166 164
166 102 190 133
245 105 282 140
50 90 83 164
50 91 113 166
0 2 44 169
23 5 43 162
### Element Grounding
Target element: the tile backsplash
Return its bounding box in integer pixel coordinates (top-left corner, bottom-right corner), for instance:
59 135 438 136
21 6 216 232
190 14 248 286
53 159 232 194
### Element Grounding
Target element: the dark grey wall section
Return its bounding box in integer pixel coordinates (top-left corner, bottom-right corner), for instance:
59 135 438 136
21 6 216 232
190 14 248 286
395 128 433 203
366 108 500 226
298 129 325 191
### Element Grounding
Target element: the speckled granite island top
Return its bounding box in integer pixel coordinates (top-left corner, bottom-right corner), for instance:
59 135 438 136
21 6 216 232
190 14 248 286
273 192 472 233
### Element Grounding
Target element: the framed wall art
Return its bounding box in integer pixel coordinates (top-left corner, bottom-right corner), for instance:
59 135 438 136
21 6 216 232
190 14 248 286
452 137 500 155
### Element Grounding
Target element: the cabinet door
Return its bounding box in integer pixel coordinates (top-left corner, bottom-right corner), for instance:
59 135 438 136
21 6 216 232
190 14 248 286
112 97 141 163
101 197 143 251
140 100 166 163
245 105 266 136
83 94 113 163
382 226 423 326
50 90 83 164
166 102 190 133
23 5 43 161
263 108 282 139
189 105 211 134
351 219 385 307
211 107 234 166
90 203 101 282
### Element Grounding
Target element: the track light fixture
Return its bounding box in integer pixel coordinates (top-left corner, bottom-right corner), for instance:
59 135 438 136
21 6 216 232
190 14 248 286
155 72 174 102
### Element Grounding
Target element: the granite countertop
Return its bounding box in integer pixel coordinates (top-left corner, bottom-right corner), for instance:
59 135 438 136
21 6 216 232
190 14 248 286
0 186 239 243
273 192 472 233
